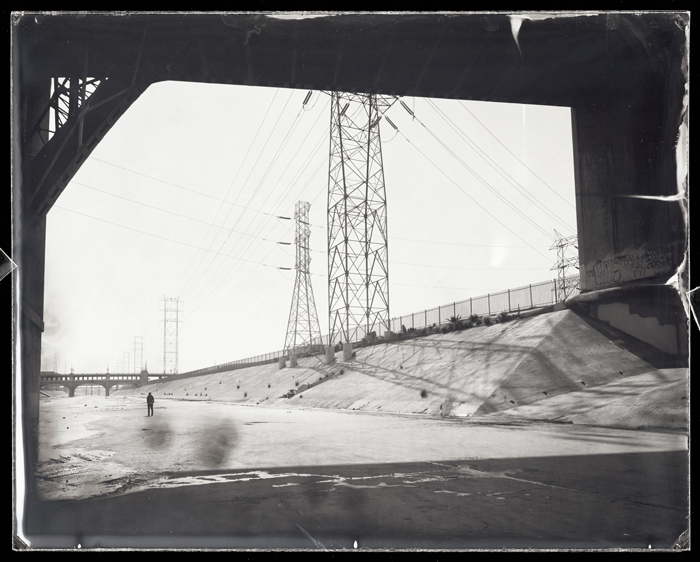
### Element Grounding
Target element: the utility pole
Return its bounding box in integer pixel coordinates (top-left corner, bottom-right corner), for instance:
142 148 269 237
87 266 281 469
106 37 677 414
162 297 182 375
550 229 579 302
133 336 144 374
283 201 322 357
122 351 130 377
327 92 396 346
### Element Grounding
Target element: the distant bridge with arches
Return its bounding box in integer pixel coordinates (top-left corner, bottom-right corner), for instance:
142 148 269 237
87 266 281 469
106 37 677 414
39 369 168 397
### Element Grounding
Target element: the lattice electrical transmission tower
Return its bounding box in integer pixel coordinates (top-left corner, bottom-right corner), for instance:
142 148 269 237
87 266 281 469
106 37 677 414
162 297 182 375
550 229 580 302
327 92 398 345
283 201 322 356
133 336 144 374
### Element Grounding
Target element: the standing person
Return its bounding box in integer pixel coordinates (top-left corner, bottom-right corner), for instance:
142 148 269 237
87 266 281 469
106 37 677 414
147 392 154 416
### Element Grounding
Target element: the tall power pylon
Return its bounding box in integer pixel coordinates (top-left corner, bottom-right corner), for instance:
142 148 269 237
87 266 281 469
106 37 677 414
122 352 130 376
133 336 144 374
550 229 580 302
283 201 322 356
327 92 397 345
162 297 182 375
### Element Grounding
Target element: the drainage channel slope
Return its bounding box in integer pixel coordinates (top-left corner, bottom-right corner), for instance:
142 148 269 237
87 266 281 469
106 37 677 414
112 309 687 429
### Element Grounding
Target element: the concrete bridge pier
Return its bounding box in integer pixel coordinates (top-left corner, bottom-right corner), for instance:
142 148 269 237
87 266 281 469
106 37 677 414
343 343 353 362
325 347 335 365
289 354 298 367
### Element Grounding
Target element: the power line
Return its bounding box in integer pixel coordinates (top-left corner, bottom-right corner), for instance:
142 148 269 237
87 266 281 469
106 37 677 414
392 235 549 248
391 260 547 271
176 89 300 299
52 205 292 270
458 100 576 208
72 175 548 256
168 87 284 298
184 123 331 323
424 98 574 232
88 156 296 222
178 89 310 301
393 128 552 262
71 181 294 246
185 244 281 326
392 282 496 291
405 106 555 241
183 101 330 315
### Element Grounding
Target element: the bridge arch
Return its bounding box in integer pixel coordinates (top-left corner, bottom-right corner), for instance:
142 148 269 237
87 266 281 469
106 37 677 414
38 371 150 397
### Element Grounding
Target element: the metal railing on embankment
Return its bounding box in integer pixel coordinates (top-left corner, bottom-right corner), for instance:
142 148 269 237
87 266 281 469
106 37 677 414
178 345 326 379
390 276 579 332
177 276 579 380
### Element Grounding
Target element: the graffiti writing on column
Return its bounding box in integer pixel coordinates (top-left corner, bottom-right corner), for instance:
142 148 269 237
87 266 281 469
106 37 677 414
588 246 672 286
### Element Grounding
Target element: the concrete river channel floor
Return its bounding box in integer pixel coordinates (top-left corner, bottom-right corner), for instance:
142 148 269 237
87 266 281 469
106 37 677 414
23 310 689 550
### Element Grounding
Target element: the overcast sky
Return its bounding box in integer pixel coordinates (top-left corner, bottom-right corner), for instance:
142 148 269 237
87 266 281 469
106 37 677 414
41 81 577 375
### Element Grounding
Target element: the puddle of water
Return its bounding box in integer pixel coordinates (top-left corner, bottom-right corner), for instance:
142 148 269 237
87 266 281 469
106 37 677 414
152 470 329 489
433 489 473 497
332 481 417 490
403 476 449 484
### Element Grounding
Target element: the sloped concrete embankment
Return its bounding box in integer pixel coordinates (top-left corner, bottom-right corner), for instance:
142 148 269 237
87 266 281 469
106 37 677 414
112 310 687 429
496 368 687 429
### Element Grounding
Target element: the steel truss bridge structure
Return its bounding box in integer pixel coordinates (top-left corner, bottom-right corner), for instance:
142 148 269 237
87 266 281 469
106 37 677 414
283 201 322 356
326 92 398 345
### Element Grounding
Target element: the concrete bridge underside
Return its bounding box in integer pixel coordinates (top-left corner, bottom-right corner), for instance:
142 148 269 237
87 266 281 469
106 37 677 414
13 13 688 463
39 370 168 396
40 375 142 397
41 382 139 397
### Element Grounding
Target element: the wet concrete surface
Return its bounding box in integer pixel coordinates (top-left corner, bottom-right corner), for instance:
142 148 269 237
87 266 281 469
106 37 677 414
25 395 688 549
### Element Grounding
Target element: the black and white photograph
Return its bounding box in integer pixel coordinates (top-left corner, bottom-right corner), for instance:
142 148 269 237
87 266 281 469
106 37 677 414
11 11 690 551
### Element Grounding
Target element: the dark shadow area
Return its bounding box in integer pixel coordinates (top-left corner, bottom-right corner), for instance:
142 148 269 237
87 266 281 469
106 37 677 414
474 310 685 415
569 307 687 369
24 449 687 550
344 328 545 400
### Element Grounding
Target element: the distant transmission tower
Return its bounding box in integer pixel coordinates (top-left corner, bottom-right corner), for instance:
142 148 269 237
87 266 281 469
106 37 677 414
122 352 130 376
162 297 182 375
327 92 397 345
550 229 579 302
133 336 144 374
283 201 322 357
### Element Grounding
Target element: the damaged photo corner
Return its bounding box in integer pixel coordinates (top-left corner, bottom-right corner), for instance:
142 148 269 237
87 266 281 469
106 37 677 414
11 10 691 551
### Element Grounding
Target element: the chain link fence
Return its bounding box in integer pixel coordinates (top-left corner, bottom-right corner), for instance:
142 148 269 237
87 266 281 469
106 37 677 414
181 276 579 378
390 276 580 333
